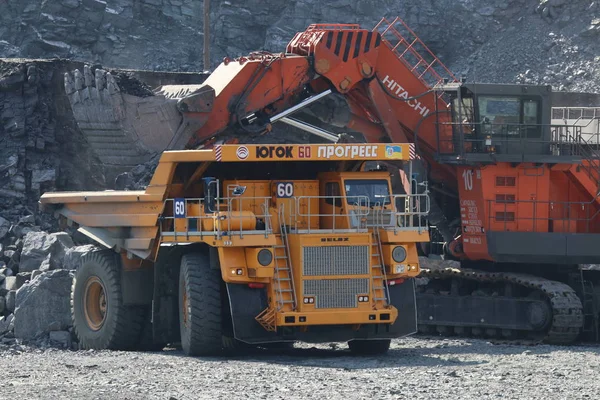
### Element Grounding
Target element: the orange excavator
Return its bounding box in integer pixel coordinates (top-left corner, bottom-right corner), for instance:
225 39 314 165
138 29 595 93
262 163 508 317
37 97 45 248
64 17 600 344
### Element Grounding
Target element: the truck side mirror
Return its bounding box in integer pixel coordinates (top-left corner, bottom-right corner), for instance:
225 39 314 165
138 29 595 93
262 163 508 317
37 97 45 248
202 177 218 213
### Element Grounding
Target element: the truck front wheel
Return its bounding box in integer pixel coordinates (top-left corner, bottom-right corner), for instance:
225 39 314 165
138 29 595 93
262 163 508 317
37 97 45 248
72 251 144 350
179 252 223 356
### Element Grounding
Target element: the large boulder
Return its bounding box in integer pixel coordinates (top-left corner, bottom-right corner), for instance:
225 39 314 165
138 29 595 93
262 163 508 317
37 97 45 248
14 270 74 340
64 244 98 270
19 231 74 272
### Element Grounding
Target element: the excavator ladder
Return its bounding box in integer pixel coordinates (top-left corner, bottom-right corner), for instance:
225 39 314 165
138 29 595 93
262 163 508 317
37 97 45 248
256 205 298 331
372 16 458 90
575 129 600 196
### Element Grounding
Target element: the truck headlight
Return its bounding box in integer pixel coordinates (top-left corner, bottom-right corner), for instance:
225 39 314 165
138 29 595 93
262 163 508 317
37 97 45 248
257 249 273 266
392 246 407 262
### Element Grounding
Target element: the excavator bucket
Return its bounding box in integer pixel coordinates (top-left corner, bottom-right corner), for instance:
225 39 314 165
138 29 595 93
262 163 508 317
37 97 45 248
64 65 214 170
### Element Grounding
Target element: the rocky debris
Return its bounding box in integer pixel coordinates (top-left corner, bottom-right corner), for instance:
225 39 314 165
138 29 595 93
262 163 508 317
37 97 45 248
64 244 100 270
0 314 14 335
112 71 155 97
115 153 161 190
14 269 74 341
0 59 106 225
0 214 96 348
5 291 15 313
418 256 461 271
48 330 72 349
20 231 74 272
0 217 10 240
1 337 600 399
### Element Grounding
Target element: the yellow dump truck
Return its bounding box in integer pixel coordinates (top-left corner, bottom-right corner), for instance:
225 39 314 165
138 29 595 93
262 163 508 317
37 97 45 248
39 143 429 356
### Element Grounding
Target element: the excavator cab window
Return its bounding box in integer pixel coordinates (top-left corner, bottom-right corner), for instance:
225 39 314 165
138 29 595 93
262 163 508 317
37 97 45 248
476 96 541 139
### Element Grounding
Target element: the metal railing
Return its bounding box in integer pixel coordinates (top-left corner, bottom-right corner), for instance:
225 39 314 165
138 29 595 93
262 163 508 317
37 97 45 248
160 192 432 239
487 198 600 234
388 194 430 233
278 194 429 233
552 107 600 122
159 196 273 240
282 195 371 233
435 121 598 157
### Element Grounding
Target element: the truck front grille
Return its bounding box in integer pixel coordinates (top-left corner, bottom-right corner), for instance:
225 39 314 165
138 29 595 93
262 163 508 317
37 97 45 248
303 278 370 309
303 245 370 276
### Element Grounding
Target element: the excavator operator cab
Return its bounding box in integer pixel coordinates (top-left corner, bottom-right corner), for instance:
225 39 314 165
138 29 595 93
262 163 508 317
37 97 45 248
435 83 553 163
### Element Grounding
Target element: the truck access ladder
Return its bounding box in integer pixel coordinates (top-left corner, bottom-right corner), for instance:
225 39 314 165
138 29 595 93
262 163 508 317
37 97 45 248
256 206 298 331
371 228 391 308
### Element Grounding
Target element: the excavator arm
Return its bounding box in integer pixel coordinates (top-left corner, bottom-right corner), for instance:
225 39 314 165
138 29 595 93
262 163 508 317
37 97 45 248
65 18 457 167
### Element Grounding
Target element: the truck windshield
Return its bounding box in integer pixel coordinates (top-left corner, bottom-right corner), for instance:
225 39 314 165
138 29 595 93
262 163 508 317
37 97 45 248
344 179 390 206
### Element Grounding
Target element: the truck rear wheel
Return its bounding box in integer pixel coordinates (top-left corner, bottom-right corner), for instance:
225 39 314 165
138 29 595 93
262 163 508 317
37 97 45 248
348 339 391 355
179 252 223 356
72 251 144 350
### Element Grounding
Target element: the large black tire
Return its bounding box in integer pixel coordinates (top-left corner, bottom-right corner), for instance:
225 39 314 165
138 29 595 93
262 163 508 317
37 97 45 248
347 339 391 356
178 252 223 356
72 251 145 350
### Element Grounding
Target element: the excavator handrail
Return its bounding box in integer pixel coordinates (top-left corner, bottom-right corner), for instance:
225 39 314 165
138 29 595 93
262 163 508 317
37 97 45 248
307 23 361 31
373 16 458 86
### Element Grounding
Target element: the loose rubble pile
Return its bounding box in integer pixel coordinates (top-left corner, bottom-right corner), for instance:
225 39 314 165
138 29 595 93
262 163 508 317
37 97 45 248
0 214 97 350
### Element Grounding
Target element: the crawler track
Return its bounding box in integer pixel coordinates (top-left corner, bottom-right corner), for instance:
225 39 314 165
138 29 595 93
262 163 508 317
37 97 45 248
415 268 584 344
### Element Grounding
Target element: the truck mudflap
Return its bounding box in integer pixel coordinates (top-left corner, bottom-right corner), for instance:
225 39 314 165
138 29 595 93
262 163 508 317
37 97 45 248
226 279 417 344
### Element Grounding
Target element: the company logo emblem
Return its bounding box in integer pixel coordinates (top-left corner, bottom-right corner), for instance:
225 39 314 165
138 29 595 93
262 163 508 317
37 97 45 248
320 237 349 242
236 146 249 160
385 145 403 159
256 146 293 159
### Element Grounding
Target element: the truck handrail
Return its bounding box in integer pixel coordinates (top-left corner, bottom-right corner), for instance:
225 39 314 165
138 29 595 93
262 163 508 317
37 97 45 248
288 195 370 233
160 196 274 240
387 193 430 233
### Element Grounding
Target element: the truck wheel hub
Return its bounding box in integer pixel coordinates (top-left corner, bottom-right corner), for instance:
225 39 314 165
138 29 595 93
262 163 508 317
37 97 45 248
84 276 107 331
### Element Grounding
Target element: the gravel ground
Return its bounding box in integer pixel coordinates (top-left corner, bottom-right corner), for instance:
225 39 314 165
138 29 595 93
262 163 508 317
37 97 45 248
1 337 599 400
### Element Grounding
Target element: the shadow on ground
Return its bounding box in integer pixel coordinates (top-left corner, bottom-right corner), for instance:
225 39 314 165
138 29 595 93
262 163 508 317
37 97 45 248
137 336 600 370
148 344 486 369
